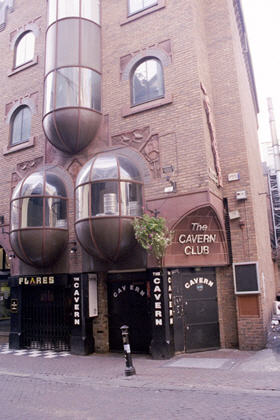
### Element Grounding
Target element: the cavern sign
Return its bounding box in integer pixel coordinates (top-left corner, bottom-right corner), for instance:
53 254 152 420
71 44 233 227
178 222 217 256
73 276 81 326
152 271 173 327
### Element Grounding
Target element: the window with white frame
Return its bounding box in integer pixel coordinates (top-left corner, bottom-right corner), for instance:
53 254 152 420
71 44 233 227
14 31 35 68
128 0 157 15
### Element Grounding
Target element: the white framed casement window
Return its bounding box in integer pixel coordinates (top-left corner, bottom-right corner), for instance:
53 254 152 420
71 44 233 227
128 0 157 15
14 31 35 68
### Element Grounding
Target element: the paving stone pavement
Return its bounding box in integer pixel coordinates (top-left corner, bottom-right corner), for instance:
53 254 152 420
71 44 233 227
0 343 70 358
0 323 280 419
0 343 280 419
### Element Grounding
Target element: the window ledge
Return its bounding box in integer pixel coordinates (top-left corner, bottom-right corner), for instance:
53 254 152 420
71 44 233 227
3 136 35 155
120 0 165 25
121 94 173 117
8 56 38 77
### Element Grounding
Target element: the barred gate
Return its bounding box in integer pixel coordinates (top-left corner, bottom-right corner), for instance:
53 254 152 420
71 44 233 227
21 286 72 351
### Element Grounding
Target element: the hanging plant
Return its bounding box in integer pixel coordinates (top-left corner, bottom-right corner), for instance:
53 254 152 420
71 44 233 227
132 213 173 263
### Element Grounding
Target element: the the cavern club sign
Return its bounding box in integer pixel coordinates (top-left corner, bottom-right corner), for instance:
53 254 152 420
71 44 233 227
178 222 217 256
166 206 228 266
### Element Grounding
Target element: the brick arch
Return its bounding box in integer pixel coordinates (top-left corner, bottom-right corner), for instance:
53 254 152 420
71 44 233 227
121 48 172 82
10 22 40 50
6 96 37 125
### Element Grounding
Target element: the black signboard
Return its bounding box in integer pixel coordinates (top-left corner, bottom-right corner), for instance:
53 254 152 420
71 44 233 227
233 262 260 294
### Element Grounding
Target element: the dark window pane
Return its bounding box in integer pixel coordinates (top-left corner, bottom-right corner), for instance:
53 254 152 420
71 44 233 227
132 58 164 105
91 155 118 180
91 182 119 216
21 172 44 196
11 106 31 145
119 156 141 181
46 174 67 197
24 197 44 227
120 182 142 216
45 198 67 227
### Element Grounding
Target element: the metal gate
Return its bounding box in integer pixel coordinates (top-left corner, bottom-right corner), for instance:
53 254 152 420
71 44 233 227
173 268 220 352
22 286 72 351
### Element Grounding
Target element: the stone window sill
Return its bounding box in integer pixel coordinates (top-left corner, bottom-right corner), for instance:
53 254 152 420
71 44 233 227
120 0 165 26
121 94 173 117
8 56 38 77
3 136 35 155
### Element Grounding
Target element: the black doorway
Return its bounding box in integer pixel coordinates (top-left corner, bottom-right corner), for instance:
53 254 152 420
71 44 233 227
108 273 151 353
173 268 220 352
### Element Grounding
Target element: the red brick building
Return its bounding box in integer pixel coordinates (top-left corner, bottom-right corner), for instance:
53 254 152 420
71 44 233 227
0 0 277 357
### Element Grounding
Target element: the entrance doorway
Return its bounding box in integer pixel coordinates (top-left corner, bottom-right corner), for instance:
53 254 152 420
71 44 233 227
21 286 72 351
173 268 220 352
108 272 151 353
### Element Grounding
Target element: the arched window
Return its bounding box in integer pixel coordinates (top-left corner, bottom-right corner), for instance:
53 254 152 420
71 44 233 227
15 31 35 68
131 58 164 106
129 0 157 15
10 106 31 146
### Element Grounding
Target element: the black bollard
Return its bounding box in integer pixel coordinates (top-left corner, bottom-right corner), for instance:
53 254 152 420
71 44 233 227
120 325 136 376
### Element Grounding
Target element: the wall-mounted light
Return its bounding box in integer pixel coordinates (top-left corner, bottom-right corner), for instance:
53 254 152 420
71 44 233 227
8 253 15 260
70 242 77 254
164 177 177 193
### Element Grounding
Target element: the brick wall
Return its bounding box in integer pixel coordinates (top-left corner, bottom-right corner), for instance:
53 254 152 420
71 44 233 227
0 0 276 352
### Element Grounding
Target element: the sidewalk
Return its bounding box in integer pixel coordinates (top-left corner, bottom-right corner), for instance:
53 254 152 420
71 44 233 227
1 321 280 395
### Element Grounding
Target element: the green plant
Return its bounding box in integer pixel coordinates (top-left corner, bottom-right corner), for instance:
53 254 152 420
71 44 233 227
132 213 173 263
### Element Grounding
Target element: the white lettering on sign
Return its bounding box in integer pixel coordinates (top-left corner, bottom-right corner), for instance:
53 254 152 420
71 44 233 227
18 276 55 285
179 234 216 244
73 276 81 326
153 276 162 326
168 272 173 325
113 284 145 298
184 245 209 255
184 277 214 289
152 271 173 326
178 222 218 257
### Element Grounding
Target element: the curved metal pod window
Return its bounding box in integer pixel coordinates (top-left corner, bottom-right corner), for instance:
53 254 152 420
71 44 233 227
43 0 102 154
48 0 100 25
75 153 144 262
10 168 69 267
44 68 101 113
